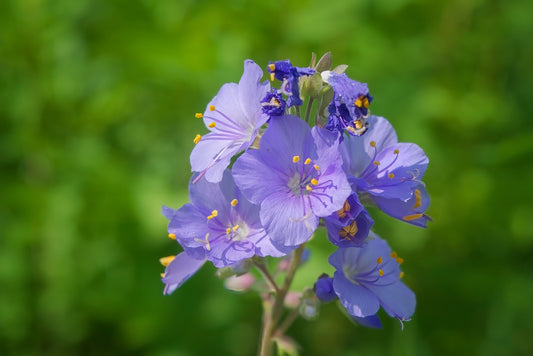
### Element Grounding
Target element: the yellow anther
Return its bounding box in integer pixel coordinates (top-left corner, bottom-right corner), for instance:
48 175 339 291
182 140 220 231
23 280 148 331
396 257 404 264
160 273 165 278
292 155 300 163
226 228 231 234
376 256 383 264
354 120 363 130
373 161 380 166
208 122 216 128
193 134 202 144
268 63 276 71
168 233 176 240
159 255 175 267
399 271 405 279
231 199 238 207
370 141 376 147
388 173 395 179
390 251 398 258
207 210 218 220
232 224 239 231
337 200 351 218
354 95 370 108
305 185 312 191
394 149 399 154
311 178 318 185
209 105 215 111
378 269 384 276
270 72 275 81
304 158 311 165
413 189 422 209
339 221 358 239
314 164 320 171
402 213 424 221
195 112 203 118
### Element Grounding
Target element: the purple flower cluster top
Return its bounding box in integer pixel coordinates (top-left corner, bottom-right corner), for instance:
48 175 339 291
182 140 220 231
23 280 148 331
160 54 430 329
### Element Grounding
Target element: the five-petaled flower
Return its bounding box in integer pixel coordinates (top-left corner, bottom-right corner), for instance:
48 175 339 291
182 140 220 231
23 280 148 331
318 233 416 326
163 170 288 269
190 60 270 183
340 115 431 227
232 115 352 248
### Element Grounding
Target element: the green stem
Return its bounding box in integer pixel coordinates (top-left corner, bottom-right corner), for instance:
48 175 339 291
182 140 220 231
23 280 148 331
271 244 305 329
254 260 281 294
258 296 274 356
304 98 314 124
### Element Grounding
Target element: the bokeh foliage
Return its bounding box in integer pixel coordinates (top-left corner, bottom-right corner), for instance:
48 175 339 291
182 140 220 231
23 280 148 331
1 0 532 355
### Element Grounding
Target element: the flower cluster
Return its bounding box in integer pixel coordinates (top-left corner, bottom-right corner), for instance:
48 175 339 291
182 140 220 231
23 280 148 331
160 53 430 330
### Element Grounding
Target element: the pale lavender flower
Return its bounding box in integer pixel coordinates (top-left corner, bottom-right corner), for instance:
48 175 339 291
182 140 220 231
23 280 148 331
232 115 352 247
327 234 416 323
163 170 287 268
190 60 270 183
340 115 431 226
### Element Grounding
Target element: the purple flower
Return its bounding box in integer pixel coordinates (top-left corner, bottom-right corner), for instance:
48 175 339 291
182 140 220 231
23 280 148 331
267 60 314 107
324 193 374 247
160 252 206 295
232 115 352 248
162 170 287 268
322 71 373 137
340 115 431 227
260 90 286 117
328 234 416 323
314 274 336 302
190 60 270 183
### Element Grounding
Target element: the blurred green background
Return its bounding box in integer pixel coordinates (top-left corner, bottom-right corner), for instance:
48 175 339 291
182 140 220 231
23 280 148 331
1 0 532 355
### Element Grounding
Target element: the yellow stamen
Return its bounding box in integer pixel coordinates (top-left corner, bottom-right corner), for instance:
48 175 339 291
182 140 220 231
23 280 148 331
354 120 363 130
208 122 216 128
339 221 358 240
313 164 320 171
231 199 238 207
378 269 384 276
209 105 215 111
207 210 218 220
304 158 311 165
370 141 376 147
394 149 399 154
232 224 239 231
226 228 231 234
270 72 275 81
159 255 175 267
311 178 318 185
402 213 424 221
168 233 176 240
195 112 203 118
376 256 383 264
373 161 380 166
292 155 300 163
396 257 404 264
337 200 351 219
390 251 398 258
388 173 395 179
399 271 405 278
305 185 312 191
268 63 276 71
413 189 422 209
160 273 165 278
354 95 370 108
193 134 202 144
